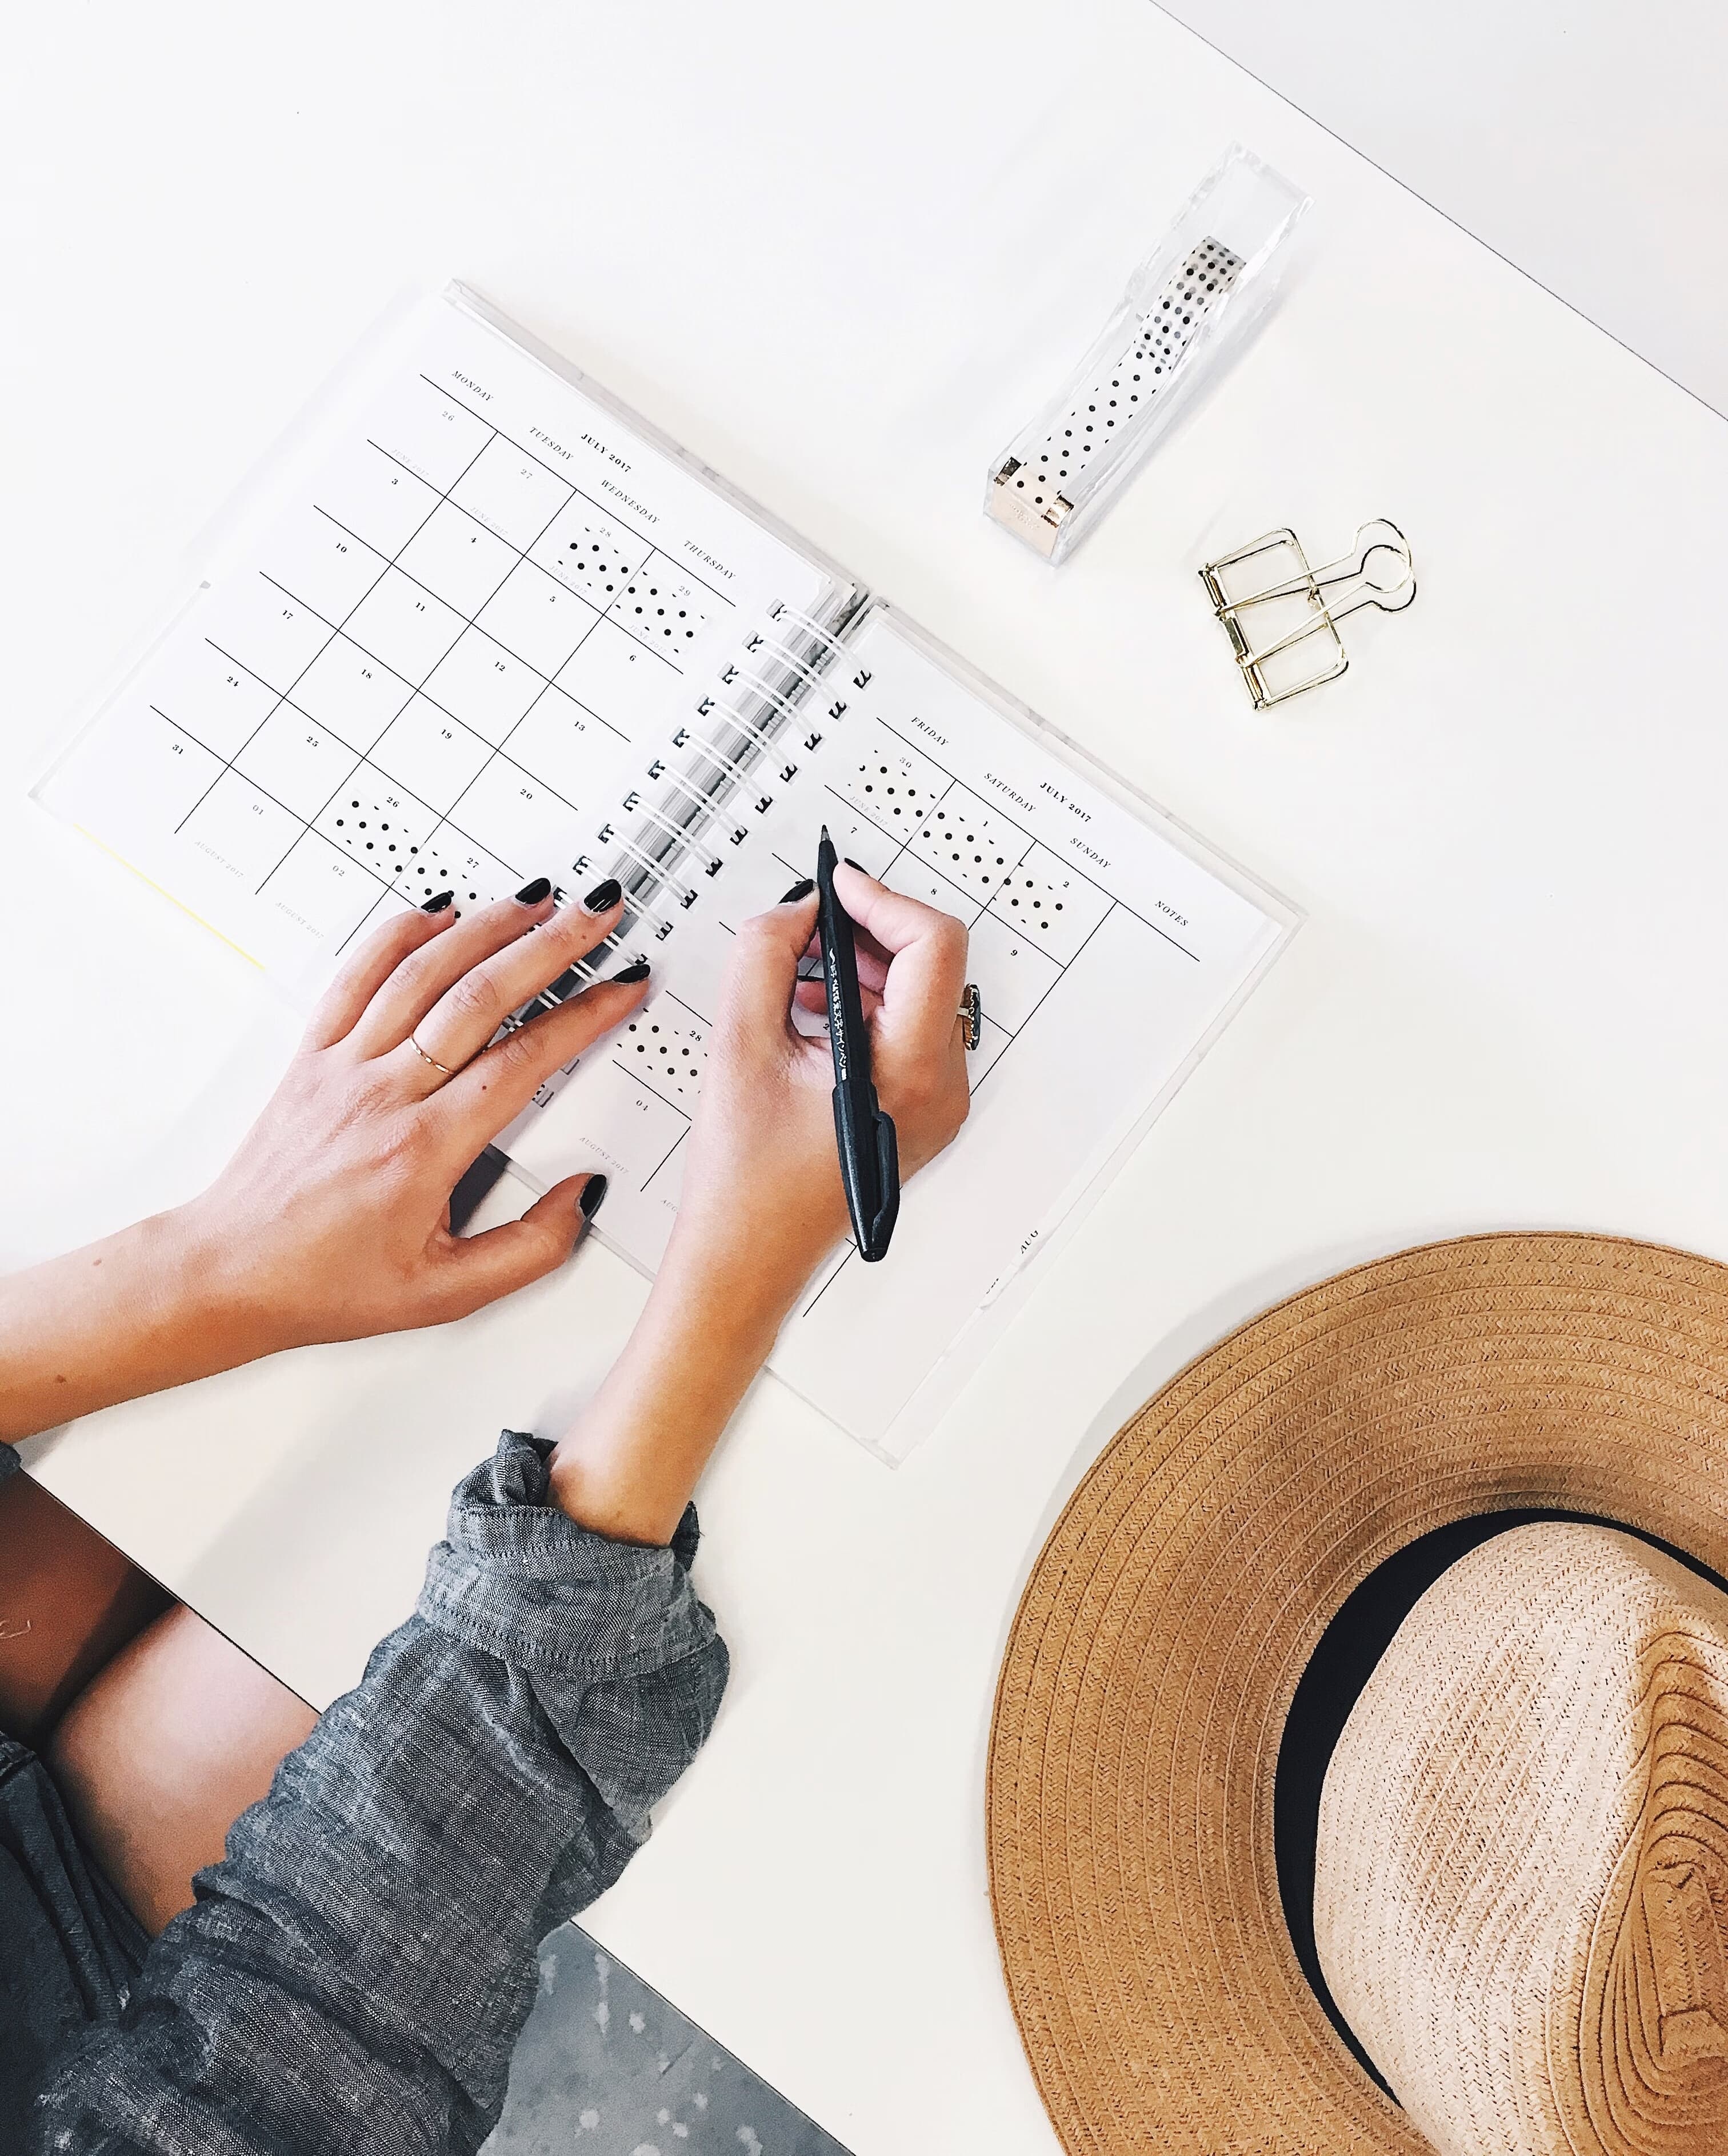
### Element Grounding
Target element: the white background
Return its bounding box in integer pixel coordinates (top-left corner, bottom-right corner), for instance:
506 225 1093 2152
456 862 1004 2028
6 4 1728 2150
1160 0 1728 416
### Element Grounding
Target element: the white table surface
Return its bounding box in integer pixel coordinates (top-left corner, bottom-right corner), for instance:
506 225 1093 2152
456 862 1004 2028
7 3 1728 2148
1157 0 1728 419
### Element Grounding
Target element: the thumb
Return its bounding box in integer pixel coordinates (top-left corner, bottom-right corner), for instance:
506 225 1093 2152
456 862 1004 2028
719 895 817 1047
435 1174 599 1314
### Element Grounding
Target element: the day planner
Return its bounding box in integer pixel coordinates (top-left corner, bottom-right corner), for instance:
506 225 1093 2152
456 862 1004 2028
37 285 1295 1462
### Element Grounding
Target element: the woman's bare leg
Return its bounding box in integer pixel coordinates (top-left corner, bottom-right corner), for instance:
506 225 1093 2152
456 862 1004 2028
47 1606 318 1935
0 1470 171 1747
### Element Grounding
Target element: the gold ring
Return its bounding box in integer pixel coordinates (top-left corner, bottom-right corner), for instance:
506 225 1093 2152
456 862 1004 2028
958 982 982 1051
409 1033 458 1079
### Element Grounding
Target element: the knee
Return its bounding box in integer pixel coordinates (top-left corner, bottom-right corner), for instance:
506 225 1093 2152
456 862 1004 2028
46 1607 319 1935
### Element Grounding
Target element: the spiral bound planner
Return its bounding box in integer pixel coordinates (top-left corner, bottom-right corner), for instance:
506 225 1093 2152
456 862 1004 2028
36 284 1296 1463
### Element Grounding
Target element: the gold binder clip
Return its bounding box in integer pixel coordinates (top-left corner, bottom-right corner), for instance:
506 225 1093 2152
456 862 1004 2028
1199 518 1415 709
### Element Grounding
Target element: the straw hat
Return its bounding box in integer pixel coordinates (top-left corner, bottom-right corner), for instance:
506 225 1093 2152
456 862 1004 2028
986 1231 1728 2155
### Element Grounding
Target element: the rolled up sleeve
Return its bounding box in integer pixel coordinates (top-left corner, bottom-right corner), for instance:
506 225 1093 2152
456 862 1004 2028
37 1431 729 2156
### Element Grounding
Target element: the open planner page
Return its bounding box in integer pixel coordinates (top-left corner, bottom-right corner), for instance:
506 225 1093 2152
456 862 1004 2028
37 290 852 982
37 286 1293 1465
502 606 1291 1462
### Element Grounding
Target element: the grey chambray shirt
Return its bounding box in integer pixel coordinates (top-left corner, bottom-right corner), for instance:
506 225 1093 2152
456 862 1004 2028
11 1430 729 2155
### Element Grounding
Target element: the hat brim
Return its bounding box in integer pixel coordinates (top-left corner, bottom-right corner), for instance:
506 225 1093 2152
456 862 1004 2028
986 1231 1728 2155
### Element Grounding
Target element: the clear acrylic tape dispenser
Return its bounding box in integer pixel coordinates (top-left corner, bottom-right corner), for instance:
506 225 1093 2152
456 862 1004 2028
986 146 1310 565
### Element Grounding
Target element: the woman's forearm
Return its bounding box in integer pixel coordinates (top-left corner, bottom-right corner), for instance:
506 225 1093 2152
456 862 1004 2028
0 1210 267 1443
547 1230 809 1545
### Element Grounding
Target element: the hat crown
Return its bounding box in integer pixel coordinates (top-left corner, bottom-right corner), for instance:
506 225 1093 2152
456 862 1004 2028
1316 1523 1728 2156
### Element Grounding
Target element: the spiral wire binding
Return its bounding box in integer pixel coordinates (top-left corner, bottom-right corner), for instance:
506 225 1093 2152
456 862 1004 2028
502 605 851 1041
754 636 827 688
704 701 778 756
771 604 849 657
733 672 803 724
613 831 697 905
638 798 723 874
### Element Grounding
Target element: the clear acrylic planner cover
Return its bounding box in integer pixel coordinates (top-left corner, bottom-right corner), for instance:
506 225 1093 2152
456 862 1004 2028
34 283 1298 1464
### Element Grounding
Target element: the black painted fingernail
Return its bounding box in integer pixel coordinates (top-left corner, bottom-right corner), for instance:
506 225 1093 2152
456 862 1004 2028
843 857 864 871
583 877 622 913
515 876 553 905
613 959 651 983
781 878 815 903
421 890 455 913
579 1174 609 1221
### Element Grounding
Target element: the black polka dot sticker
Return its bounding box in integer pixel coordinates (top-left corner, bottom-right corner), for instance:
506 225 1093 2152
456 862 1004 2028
557 516 648 607
328 807 509 912
835 727 949 833
987 847 1113 966
323 786 429 871
617 1011 709 1105
617 571 705 647
907 785 1029 899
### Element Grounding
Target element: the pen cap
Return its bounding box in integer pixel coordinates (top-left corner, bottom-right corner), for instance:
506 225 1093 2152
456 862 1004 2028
865 1109 900 1261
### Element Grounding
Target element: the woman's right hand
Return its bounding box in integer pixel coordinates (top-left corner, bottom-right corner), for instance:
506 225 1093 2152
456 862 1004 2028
549 866 971 1542
666 864 973 1325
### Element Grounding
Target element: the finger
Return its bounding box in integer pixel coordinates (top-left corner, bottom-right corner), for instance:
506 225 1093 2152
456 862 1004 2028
431 1174 601 1318
793 978 882 1020
345 882 562 1059
798 927 889 995
852 931 892 992
830 863 969 1045
719 894 821 1050
425 971 652 1146
403 890 635 1086
302 903 454 1050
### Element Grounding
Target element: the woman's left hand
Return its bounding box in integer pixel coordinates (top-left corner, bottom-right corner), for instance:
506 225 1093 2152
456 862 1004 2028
183 883 649 1355
0 882 649 1441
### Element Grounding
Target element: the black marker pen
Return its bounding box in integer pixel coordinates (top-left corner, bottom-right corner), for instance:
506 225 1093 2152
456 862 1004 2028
816 827 899 1262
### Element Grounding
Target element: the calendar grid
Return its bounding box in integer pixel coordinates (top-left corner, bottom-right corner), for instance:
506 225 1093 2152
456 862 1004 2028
143 645 598 901
227 574 626 787
865 710 1199 963
359 434 697 676
172 430 495 842
823 719 1102 990
305 507 629 741
421 377 742 615
234 384 776 956
288 431 630 907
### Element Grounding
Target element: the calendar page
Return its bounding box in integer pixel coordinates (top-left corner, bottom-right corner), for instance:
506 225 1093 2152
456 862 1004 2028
501 605 1293 1462
36 290 851 985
